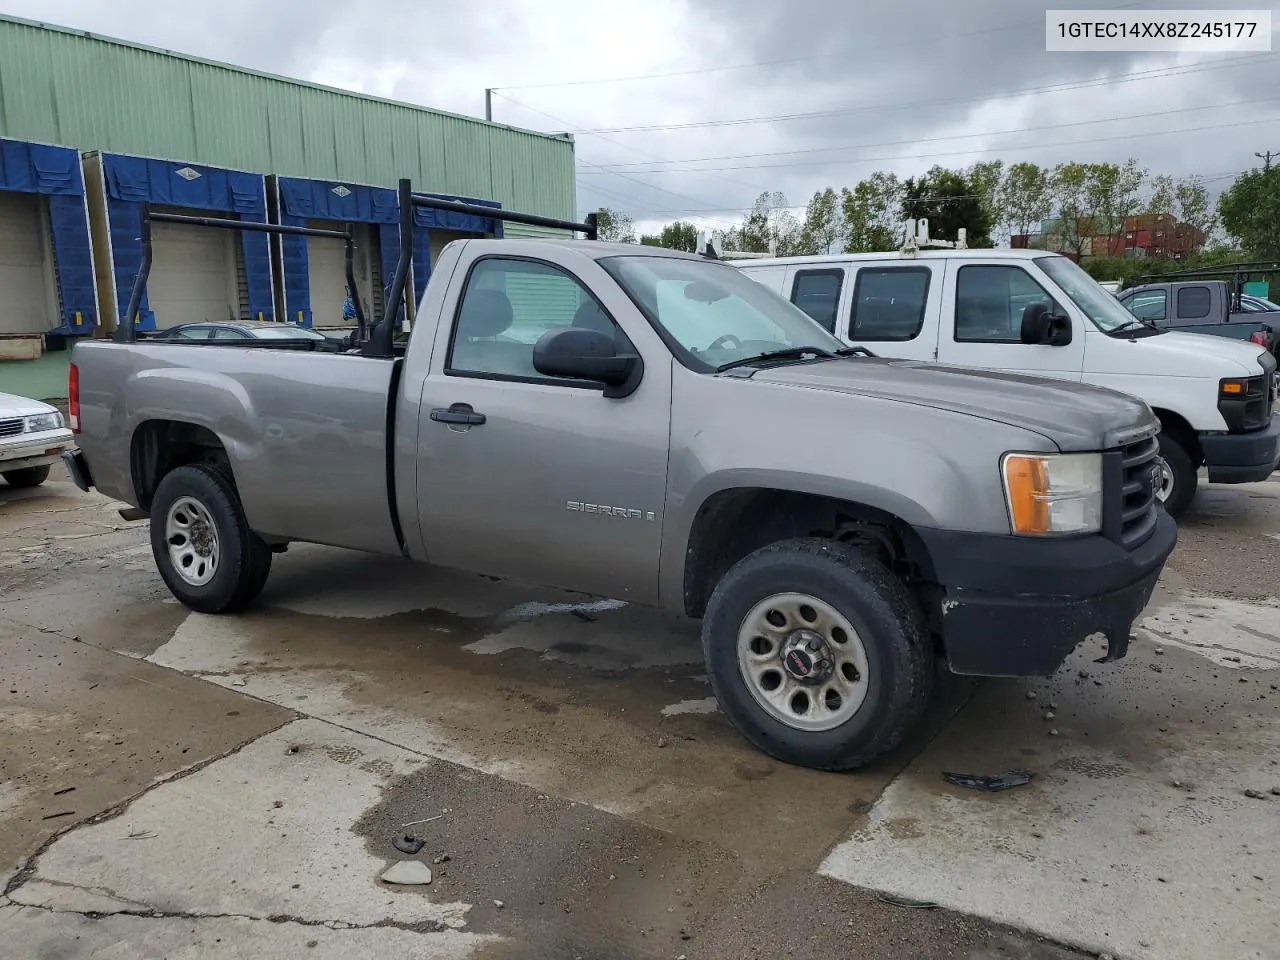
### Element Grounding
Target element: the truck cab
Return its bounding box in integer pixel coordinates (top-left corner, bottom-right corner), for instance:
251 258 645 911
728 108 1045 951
733 248 1280 517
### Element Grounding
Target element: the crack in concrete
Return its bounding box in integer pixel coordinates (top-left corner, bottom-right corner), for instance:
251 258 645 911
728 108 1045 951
4 714 298 899
12 898 454 934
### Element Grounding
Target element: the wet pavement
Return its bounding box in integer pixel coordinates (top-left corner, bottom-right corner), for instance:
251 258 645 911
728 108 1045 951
1 469 1277 959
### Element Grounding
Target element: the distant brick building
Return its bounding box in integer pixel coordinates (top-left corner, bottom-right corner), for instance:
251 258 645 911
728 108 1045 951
1012 213 1206 260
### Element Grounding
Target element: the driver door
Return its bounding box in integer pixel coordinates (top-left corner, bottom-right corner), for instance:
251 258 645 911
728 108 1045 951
935 258 1086 382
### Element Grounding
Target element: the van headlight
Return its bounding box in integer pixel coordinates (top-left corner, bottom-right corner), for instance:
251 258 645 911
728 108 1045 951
1001 452 1102 535
24 412 63 433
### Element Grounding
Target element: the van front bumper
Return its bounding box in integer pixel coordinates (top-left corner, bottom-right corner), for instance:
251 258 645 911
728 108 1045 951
916 510 1177 677
1200 419 1280 483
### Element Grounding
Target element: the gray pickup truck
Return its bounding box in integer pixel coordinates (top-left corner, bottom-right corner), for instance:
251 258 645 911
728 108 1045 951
62 185 1177 772
1117 278 1277 356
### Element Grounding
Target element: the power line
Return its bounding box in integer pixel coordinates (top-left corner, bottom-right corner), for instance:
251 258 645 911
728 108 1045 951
567 53 1278 135
587 95 1280 171
489 1 1147 92
577 116 1280 175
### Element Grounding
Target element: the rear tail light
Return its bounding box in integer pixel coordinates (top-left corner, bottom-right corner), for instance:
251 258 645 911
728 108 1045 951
68 362 80 433
1250 331 1267 346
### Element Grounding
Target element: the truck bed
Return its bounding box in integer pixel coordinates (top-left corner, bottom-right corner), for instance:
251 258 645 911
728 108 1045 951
73 340 402 555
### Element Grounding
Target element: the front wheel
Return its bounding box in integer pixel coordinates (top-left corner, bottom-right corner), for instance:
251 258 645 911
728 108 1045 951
149 463 272 614
701 537 934 772
1155 430 1197 519
3 465 51 488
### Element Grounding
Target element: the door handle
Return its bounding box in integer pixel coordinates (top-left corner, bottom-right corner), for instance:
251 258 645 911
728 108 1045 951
430 402 486 426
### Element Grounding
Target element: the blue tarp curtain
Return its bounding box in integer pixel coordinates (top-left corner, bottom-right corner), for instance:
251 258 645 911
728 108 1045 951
103 154 272 330
0 138 97 334
275 177 502 327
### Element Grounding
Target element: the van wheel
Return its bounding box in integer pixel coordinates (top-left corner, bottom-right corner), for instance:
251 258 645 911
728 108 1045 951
149 463 272 614
1156 431 1197 519
701 537 933 772
3 465 51 488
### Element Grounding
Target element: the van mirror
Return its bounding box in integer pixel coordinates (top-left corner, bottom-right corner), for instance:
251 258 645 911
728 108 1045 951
1020 302 1072 346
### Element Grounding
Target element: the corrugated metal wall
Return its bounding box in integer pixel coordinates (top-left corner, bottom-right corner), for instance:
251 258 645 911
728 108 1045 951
0 15 576 222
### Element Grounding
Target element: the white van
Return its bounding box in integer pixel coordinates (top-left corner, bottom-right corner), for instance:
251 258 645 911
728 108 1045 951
732 249 1279 517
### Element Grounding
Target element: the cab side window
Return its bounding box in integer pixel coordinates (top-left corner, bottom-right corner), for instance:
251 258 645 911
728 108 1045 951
954 265 1056 343
447 257 625 384
850 267 930 341
789 269 843 333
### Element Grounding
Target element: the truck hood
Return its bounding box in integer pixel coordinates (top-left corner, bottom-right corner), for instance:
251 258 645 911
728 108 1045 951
749 358 1156 452
1085 327 1267 376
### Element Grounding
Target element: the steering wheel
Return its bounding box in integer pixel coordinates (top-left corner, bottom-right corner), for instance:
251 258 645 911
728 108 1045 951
705 333 742 352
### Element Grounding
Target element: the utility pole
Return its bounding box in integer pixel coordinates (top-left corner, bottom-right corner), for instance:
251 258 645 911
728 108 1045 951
1256 150 1278 171
485 88 493 122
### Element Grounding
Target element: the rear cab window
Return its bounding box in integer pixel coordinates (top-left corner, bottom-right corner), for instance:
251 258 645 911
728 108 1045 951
1175 285 1212 321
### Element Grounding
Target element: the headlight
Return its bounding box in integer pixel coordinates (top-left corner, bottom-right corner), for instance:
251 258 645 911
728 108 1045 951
24 412 63 433
1001 452 1102 535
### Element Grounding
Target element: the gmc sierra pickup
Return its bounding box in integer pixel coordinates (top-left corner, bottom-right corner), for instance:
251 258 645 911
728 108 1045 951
62 184 1177 772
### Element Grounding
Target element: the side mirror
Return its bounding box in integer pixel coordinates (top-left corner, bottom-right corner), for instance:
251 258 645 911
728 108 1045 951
532 327 643 398
1020 302 1072 346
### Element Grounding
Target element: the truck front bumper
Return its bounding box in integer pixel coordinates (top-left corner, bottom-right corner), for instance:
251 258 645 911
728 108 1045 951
1199 419 1280 484
916 510 1177 677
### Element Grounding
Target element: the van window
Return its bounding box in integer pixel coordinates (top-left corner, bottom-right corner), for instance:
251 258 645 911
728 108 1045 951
954 265 1055 343
1176 285 1211 320
789 269 843 333
850 267 930 341
1126 291 1167 322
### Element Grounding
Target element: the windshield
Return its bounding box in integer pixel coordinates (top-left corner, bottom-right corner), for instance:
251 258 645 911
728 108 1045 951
1037 255 1148 333
251 325 327 340
598 255 844 370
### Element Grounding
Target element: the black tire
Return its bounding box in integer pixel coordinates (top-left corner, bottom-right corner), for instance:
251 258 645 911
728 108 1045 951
3 465 51 488
1157 429 1197 519
701 537 934 772
149 463 272 614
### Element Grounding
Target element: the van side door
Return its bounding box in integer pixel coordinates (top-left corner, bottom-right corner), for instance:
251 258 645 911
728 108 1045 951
935 258 1086 381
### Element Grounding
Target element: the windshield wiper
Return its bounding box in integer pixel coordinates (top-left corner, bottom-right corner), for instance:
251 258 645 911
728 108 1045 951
716 346 839 373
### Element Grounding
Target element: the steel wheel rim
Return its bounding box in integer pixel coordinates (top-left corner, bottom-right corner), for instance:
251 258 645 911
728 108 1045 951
165 496 220 587
736 592 870 732
1154 456 1174 503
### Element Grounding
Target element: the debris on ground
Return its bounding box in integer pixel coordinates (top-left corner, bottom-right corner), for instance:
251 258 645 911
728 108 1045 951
52 786 75 797
1025 691 1038 700
493 899 505 909
1043 712 1056 722
392 833 426 854
40 811 75 821
877 892 940 909
401 814 444 827
1244 789 1268 800
433 854 451 864
942 771 1033 793
1049 729 1060 737
231 679 247 687
380 861 433 885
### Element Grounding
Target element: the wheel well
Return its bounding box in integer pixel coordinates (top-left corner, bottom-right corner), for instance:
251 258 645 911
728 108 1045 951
130 420 230 510
682 489 938 619
1152 408 1202 465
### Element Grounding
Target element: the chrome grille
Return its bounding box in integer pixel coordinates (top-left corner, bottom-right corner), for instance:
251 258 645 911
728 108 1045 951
0 417 23 438
1117 433 1160 547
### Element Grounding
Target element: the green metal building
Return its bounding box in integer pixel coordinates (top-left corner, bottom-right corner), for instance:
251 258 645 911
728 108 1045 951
0 14 577 334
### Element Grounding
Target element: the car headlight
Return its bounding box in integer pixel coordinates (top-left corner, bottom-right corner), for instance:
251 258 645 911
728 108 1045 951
24 412 63 433
1001 452 1102 535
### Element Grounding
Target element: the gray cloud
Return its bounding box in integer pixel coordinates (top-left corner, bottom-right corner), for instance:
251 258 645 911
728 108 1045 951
3 0 1278 232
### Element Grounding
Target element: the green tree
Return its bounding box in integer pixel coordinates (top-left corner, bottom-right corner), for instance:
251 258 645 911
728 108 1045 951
968 160 1006 240
594 207 635 243
735 191 802 255
900 166 991 247
1082 159 1145 237
1174 178 1216 245
1000 161 1052 241
1218 167 1280 258
1146 174 1176 217
799 187 844 254
1047 162 1090 257
841 172 902 252
639 220 699 252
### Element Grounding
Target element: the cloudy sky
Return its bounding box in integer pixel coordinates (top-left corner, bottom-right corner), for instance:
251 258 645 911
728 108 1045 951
2 0 1278 236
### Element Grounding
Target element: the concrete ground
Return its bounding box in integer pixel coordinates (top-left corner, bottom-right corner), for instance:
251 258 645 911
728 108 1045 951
1 466 1277 960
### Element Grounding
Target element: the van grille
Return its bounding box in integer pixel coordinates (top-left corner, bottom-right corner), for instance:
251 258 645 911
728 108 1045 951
0 417 24 439
1105 431 1160 549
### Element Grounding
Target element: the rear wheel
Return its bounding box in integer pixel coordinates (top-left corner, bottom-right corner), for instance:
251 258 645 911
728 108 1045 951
701 537 933 771
149 463 272 613
1155 430 1197 519
3 465 51 488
